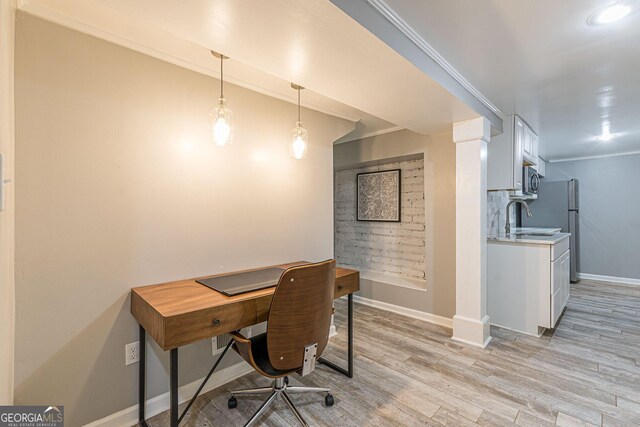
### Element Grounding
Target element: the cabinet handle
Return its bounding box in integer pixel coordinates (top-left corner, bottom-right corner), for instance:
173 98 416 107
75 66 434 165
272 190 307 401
212 319 221 326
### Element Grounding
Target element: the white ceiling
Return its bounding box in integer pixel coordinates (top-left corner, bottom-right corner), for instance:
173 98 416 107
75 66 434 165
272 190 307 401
378 0 640 161
92 0 480 135
21 0 638 159
19 0 482 143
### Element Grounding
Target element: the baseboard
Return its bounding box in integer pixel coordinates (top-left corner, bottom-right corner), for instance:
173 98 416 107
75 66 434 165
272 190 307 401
329 324 337 337
490 321 543 338
358 269 427 291
451 334 493 348
351 294 453 328
578 273 640 286
451 315 491 348
84 362 253 427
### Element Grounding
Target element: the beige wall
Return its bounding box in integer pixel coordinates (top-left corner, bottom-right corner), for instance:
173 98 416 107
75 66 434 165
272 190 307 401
0 0 16 405
14 14 353 426
333 130 456 318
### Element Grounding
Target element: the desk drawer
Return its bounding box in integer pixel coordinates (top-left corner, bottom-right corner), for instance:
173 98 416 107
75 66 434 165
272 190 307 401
163 295 272 350
335 271 359 298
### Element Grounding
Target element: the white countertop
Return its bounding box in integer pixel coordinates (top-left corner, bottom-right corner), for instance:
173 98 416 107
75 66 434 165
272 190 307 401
511 227 562 234
488 232 571 245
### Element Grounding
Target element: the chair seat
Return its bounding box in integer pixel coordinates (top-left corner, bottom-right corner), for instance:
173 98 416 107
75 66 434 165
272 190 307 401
233 333 297 378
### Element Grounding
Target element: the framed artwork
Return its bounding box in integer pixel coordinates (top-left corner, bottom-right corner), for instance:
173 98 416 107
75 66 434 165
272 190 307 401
356 169 401 222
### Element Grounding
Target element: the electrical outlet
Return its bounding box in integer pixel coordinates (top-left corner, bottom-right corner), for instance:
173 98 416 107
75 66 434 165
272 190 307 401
125 341 140 365
211 337 217 356
212 329 251 356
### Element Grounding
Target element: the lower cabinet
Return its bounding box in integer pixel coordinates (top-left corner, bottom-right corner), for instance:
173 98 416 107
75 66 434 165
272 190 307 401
550 250 570 327
488 237 571 336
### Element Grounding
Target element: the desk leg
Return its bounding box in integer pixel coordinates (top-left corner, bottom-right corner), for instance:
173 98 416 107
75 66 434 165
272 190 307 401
319 293 354 378
348 292 353 376
138 325 149 427
170 348 178 427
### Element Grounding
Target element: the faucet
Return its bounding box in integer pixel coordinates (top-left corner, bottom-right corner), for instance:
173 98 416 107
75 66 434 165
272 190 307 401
505 200 532 235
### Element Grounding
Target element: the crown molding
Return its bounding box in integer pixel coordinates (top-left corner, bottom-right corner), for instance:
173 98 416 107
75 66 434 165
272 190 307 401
366 0 503 119
334 125 403 144
17 0 361 123
547 150 640 163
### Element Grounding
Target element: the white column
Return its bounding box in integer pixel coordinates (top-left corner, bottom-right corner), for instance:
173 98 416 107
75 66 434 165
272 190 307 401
452 117 491 348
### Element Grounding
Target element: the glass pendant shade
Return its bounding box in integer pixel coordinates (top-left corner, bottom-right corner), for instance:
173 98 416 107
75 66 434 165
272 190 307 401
210 97 234 146
210 51 234 147
290 121 309 160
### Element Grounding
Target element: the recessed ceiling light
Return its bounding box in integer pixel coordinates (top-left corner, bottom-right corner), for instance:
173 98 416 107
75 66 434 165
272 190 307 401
595 124 616 141
595 133 615 141
588 2 636 25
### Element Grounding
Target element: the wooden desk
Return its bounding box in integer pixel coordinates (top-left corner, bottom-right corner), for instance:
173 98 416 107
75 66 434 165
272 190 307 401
131 262 359 427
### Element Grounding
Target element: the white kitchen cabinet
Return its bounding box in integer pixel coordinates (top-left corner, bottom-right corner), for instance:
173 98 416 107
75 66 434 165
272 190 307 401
523 126 538 166
537 156 546 177
523 125 533 161
488 234 571 336
488 115 539 190
488 115 524 191
549 249 570 328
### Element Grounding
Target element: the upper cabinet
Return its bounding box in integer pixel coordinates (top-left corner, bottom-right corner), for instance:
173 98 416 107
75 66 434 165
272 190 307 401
523 125 538 166
537 156 546 177
488 115 539 191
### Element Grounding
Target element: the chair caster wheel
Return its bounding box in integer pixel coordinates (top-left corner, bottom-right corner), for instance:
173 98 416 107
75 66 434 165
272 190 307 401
284 376 289 385
325 393 334 407
228 396 237 409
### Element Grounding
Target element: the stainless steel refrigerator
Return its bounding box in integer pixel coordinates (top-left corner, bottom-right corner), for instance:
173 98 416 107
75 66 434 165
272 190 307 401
521 179 581 282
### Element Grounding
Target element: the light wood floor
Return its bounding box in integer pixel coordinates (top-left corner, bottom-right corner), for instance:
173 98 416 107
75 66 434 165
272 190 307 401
143 280 640 426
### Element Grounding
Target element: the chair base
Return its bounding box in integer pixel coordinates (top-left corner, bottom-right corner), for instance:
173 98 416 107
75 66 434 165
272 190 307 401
229 377 333 427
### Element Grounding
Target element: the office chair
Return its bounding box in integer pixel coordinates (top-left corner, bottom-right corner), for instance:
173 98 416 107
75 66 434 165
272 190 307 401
227 260 337 427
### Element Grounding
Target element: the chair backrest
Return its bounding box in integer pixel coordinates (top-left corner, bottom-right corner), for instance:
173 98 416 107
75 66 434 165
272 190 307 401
267 260 336 371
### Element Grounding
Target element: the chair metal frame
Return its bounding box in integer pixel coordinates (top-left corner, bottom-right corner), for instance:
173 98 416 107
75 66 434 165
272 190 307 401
230 376 331 427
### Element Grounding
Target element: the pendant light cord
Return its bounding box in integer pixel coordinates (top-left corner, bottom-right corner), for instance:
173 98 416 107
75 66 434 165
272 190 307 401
220 56 224 98
297 87 301 122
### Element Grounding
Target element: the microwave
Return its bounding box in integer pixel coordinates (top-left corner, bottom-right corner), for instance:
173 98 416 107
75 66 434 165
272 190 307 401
522 166 541 196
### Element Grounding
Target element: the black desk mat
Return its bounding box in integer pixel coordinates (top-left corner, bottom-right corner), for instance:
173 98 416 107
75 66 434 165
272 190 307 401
196 267 286 296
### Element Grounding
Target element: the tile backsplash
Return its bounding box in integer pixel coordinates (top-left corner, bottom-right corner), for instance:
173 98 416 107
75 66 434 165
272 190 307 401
487 191 516 236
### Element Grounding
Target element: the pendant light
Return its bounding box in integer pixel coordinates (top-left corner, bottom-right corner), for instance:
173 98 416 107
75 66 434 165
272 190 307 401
210 51 234 146
290 83 309 160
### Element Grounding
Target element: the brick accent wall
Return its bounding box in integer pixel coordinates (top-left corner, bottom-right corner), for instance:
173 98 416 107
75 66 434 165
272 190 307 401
334 158 426 280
